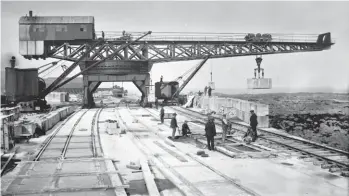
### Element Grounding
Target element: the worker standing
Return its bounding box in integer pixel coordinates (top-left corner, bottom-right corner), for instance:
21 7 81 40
155 98 158 109
160 75 163 83
181 120 192 137
205 116 216 150
221 114 228 143
208 86 212 97
170 113 178 139
204 86 208 96
34 124 45 137
250 110 258 142
160 106 165 124
102 31 105 39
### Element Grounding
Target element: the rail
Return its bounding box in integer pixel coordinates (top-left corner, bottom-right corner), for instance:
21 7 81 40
121 106 258 196
34 109 83 161
169 106 349 169
95 31 322 43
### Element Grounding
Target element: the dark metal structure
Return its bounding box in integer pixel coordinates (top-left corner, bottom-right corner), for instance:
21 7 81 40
18 11 334 108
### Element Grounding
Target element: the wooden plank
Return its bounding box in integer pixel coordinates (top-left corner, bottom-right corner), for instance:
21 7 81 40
140 159 161 196
104 160 128 196
187 153 260 196
2 185 129 195
153 141 188 162
20 157 119 163
3 171 121 179
1 147 19 176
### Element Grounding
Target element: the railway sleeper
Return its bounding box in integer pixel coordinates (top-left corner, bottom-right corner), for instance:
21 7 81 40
313 160 325 166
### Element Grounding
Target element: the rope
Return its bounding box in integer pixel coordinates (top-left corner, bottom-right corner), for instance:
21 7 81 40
41 62 62 78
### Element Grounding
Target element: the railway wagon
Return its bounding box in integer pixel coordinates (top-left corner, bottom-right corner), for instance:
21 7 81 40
5 68 39 102
155 81 179 100
19 11 95 56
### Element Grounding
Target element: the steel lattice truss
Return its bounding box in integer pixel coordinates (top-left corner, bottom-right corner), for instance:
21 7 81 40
46 40 330 63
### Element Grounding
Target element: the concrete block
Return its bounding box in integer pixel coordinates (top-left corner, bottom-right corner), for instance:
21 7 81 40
127 161 141 170
341 171 349 177
257 116 269 128
247 78 272 89
329 167 341 173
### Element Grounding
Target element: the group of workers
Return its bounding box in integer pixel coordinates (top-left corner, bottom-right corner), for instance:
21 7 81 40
160 106 192 138
160 107 258 149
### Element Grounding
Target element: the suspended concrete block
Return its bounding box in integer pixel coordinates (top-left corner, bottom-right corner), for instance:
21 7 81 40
247 78 272 89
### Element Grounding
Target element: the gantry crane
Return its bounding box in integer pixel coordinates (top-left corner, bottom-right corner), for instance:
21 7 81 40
17 12 334 108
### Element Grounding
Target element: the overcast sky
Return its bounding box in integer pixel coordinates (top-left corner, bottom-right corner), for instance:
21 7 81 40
1 1 349 94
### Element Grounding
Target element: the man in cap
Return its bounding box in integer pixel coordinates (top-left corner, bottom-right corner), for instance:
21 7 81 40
160 106 165 124
249 110 258 142
205 115 216 150
181 120 192 137
170 113 178 139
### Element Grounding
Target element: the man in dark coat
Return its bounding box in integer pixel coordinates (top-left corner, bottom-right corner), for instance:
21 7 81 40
204 86 208 96
170 113 178 139
155 98 158 109
181 120 192 137
208 86 212 97
249 110 258 142
160 106 165 124
205 116 216 150
34 123 45 137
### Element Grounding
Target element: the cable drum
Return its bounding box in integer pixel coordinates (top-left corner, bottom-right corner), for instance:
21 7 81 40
38 77 46 93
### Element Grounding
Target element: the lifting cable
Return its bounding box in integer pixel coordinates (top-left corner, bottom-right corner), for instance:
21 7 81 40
174 60 203 82
40 62 63 78
38 61 62 75
38 60 62 69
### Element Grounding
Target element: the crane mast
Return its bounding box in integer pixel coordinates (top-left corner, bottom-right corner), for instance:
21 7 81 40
172 56 210 99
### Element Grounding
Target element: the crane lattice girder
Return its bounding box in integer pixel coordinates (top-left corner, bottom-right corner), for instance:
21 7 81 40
45 39 332 64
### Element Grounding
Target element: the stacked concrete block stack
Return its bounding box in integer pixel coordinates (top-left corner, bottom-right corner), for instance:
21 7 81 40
195 96 269 127
46 92 70 103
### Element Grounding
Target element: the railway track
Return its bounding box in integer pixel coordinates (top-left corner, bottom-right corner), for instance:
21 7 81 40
35 108 104 161
167 106 349 176
117 106 259 196
34 109 87 161
2 108 129 196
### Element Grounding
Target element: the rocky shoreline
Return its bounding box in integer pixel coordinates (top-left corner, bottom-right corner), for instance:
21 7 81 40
218 93 349 152
269 113 349 151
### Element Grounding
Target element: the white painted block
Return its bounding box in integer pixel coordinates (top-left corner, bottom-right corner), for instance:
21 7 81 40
247 78 272 89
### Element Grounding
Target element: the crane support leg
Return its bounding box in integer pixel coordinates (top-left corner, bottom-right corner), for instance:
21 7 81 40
83 76 100 108
90 81 102 93
132 73 150 106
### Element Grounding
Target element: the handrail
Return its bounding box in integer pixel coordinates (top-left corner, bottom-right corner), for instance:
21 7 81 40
94 31 321 43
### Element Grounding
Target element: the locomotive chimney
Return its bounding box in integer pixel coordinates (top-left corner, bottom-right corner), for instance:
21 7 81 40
29 10 33 17
10 56 16 68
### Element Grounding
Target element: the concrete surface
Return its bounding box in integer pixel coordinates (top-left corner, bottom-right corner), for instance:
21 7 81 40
143 107 348 196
